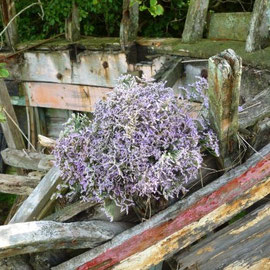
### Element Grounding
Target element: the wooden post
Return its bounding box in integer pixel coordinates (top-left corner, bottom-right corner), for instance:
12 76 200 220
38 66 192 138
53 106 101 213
182 0 210 43
0 79 25 150
208 49 242 168
245 0 270 52
65 0 81 42
0 0 19 49
120 0 139 50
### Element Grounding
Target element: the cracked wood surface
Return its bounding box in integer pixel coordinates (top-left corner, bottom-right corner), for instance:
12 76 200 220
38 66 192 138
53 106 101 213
174 202 270 270
0 220 131 259
52 143 270 270
0 173 39 195
1 148 54 172
9 167 61 223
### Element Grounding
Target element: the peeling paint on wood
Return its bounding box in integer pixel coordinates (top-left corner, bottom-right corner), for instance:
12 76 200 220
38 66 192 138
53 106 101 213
52 144 270 270
24 82 112 112
20 51 128 87
174 203 270 270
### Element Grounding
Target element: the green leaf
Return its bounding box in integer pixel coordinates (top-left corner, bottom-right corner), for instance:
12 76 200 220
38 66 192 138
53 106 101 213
139 4 148 11
150 0 157 7
92 0 98 5
155 4 164 16
0 68 9 78
0 110 6 123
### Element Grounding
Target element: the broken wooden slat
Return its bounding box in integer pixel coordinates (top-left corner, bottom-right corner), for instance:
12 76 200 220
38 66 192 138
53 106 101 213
44 201 97 222
154 57 183 88
0 80 25 150
38 134 56 148
245 0 270 52
24 82 112 112
120 0 139 50
182 0 210 43
1 148 54 172
0 220 131 259
208 49 242 167
52 143 270 270
239 88 270 129
174 203 270 270
9 167 61 223
0 0 19 49
0 173 39 195
65 1 80 42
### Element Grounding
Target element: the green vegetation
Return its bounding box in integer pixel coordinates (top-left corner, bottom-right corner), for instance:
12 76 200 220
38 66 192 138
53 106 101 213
15 0 189 41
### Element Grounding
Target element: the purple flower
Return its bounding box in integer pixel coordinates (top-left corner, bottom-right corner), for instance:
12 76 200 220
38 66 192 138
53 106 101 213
53 75 219 213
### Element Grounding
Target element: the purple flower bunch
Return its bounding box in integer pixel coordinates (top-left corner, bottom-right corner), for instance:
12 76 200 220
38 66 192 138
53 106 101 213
54 75 218 213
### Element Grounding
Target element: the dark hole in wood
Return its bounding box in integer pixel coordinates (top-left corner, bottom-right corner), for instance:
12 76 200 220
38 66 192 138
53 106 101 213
102 61 109 69
56 73 63 80
68 44 86 63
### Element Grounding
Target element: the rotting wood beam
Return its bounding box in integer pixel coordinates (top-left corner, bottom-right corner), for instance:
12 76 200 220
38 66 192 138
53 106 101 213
44 201 97 222
208 49 242 168
0 80 25 150
0 173 39 195
182 0 210 43
120 0 139 51
0 0 18 49
245 0 270 52
65 0 80 42
174 203 270 270
52 143 270 270
0 220 131 259
9 166 61 223
1 148 54 172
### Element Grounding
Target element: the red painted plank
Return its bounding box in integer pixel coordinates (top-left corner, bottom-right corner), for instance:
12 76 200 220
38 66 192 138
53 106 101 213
78 154 270 270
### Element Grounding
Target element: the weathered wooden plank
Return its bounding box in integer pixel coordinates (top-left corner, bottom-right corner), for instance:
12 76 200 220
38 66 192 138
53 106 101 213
182 0 210 43
52 143 270 270
24 82 112 112
38 134 56 148
174 203 270 270
0 220 131 259
44 201 97 222
208 12 252 42
154 57 183 88
239 88 270 129
1 148 54 172
65 1 80 42
19 51 128 88
0 79 25 150
120 0 139 50
9 167 61 223
208 49 242 167
0 173 39 195
0 0 18 49
246 0 270 52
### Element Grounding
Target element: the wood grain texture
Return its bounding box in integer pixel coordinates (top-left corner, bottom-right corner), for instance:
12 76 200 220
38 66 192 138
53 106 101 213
0 80 25 150
208 49 242 167
1 148 54 172
0 220 131 259
24 82 111 112
174 203 270 270
44 201 97 222
246 0 270 52
0 173 39 195
9 167 61 223
182 0 210 43
52 144 270 270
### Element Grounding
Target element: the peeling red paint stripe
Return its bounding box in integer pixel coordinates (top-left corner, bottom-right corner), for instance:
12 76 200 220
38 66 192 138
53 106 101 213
78 155 270 270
